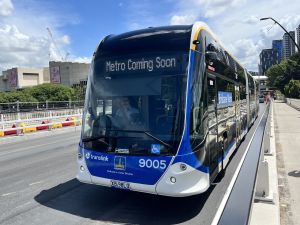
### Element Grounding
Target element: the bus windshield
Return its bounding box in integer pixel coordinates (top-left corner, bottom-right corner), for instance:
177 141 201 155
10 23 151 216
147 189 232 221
82 51 189 156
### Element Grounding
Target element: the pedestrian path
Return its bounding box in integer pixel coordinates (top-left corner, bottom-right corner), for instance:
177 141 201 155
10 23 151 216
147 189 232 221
274 101 300 225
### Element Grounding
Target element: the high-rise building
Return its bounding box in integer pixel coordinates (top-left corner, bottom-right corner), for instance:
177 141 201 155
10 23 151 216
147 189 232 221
258 64 263 75
290 31 296 55
259 49 280 75
272 40 283 62
283 31 296 59
297 24 300 52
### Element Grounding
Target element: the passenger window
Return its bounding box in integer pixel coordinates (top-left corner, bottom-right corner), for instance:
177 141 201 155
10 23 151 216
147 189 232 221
207 76 217 128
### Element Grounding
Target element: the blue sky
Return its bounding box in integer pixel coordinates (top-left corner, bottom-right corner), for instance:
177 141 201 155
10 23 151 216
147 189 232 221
0 0 300 72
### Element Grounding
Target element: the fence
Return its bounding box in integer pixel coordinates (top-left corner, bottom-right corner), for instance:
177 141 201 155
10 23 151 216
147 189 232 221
0 100 84 113
0 108 83 137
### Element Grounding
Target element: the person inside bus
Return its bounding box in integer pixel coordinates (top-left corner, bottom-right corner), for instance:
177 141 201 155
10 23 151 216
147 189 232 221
114 97 142 129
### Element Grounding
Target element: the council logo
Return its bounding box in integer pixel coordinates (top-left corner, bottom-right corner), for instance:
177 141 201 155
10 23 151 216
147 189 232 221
114 156 126 170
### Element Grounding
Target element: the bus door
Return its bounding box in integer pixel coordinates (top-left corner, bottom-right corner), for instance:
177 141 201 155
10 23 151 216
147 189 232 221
207 75 219 180
235 85 241 143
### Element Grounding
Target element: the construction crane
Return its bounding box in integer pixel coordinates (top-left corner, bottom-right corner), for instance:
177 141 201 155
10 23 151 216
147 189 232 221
46 27 69 61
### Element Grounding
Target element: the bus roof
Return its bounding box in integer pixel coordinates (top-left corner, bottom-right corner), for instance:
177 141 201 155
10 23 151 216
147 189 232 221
94 25 192 58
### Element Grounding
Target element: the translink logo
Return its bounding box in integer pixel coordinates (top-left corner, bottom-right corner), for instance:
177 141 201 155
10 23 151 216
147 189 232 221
85 152 109 162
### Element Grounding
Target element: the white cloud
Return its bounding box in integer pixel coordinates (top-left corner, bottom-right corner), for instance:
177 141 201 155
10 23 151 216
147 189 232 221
242 15 259 24
168 0 300 72
71 56 91 64
0 1 89 73
0 0 13 16
59 35 71 45
170 15 197 25
0 24 70 70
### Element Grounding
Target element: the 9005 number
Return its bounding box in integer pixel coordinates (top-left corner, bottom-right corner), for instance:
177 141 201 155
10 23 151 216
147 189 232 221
138 159 167 169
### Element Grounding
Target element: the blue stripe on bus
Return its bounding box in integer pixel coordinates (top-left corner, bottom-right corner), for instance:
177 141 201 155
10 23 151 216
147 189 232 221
172 50 209 174
83 147 173 185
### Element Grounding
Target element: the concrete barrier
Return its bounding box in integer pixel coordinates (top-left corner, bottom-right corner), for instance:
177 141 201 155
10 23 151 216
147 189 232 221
0 109 82 137
286 98 300 111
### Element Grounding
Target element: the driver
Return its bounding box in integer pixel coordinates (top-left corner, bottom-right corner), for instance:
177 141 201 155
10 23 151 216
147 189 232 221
115 97 141 128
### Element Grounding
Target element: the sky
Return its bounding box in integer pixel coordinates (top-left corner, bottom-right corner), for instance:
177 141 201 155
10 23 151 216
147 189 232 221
0 0 300 73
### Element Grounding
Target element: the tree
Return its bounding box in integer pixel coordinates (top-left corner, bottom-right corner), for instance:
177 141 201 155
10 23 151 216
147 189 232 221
266 64 285 91
26 83 74 102
0 83 76 103
284 80 300 98
72 85 86 101
0 91 37 103
266 53 300 94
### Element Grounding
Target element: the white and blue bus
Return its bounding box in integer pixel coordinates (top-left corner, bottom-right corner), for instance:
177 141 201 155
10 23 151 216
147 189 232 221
77 22 259 197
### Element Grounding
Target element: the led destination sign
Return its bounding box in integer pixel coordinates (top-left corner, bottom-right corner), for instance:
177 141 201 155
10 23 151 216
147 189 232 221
103 54 187 74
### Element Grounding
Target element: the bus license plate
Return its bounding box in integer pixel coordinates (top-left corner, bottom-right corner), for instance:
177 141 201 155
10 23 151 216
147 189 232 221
110 180 130 190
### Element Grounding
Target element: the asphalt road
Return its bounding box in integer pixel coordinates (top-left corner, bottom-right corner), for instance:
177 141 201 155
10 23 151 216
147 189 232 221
0 104 265 225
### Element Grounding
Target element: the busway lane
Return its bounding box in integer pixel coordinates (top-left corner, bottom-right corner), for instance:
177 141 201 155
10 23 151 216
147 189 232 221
0 104 266 225
0 131 81 224
0 129 81 159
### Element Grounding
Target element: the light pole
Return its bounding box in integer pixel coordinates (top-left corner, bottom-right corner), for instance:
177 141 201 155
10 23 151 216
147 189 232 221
260 17 300 53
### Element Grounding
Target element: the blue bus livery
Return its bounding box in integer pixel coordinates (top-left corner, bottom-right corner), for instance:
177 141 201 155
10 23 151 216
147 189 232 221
77 22 259 197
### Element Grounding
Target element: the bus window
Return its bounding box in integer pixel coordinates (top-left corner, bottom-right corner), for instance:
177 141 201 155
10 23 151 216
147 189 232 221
190 51 206 150
207 75 219 174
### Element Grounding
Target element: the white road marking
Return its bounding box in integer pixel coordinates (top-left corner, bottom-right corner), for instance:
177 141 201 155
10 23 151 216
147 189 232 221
15 201 31 209
1 192 16 197
211 106 268 225
29 181 43 186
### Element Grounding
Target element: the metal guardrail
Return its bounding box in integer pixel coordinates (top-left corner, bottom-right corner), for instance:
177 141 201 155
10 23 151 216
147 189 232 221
213 103 271 225
0 108 83 136
0 101 84 113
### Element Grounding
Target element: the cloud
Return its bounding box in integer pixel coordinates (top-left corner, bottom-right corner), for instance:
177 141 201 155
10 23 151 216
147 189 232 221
0 24 71 70
167 0 300 72
242 15 259 24
0 1 87 73
170 15 197 25
169 0 247 22
71 56 91 64
0 0 13 16
59 35 71 45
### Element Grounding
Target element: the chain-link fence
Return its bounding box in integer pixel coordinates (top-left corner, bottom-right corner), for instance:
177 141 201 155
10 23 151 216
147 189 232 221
0 101 84 113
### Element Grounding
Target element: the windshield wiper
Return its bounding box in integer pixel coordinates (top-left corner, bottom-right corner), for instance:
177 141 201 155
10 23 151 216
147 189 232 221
106 129 173 149
82 136 109 146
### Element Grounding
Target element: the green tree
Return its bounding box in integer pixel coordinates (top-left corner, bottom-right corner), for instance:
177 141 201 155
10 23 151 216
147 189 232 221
266 64 285 91
0 83 76 103
26 83 74 102
0 91 37 103
284 80 300 98
72 86 86 101
266 53 300 93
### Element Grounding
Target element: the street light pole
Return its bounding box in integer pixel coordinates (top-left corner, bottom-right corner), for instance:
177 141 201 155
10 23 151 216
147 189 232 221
260 17 300 53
